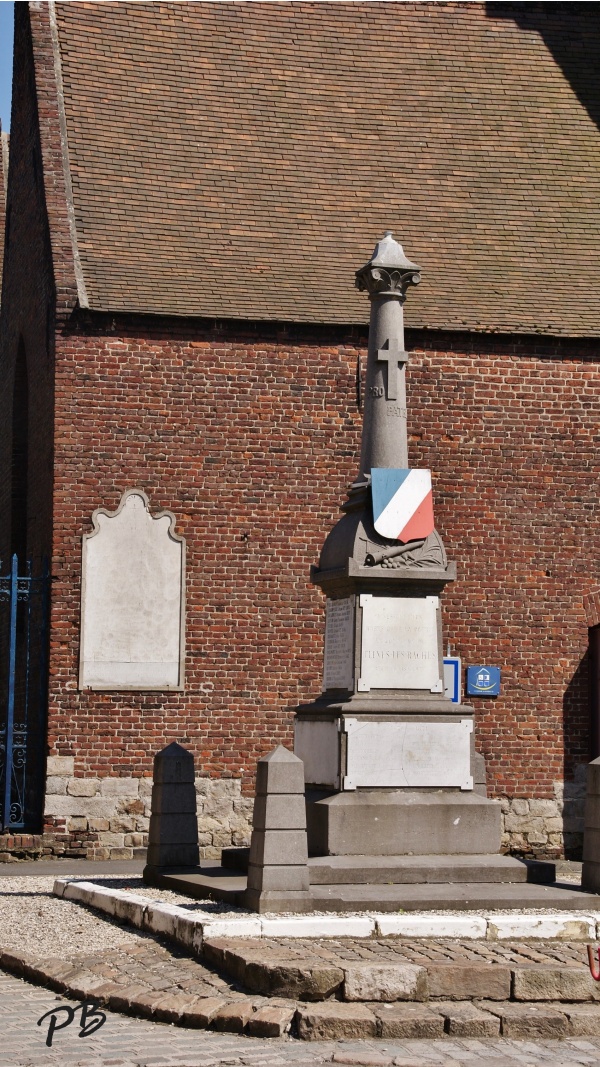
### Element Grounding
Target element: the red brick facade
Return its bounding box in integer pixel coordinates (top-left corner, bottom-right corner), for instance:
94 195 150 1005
45 318 598 795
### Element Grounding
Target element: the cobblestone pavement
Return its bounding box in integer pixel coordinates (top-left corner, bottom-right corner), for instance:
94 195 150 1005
4 971 600 1067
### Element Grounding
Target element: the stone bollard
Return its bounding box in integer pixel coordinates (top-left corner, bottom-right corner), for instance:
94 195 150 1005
581 757 600 891
243 745 312 913
143 742 199 877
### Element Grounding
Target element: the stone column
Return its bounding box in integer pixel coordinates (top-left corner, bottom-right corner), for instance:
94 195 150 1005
355 231 421 475
143 742 199 875
243 745 312 913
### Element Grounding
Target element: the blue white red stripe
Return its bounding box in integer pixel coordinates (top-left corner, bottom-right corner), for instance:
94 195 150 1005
371 468 434 542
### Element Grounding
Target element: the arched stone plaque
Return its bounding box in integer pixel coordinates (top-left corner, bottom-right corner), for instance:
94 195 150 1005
79 489 185 690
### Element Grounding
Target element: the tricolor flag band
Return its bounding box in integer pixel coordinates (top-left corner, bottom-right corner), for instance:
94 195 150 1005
371 468 435 542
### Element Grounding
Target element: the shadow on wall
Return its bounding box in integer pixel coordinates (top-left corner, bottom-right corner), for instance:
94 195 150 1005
562 652 589 860
487 3 600 135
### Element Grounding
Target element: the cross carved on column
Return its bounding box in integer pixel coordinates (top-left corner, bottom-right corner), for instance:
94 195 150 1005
376 340 408 401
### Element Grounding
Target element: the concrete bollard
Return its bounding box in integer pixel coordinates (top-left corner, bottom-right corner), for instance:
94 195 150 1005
243 745 312 913
581 757 600 891
143 742 199 875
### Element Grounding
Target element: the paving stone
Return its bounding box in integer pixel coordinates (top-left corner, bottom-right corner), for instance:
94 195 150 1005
343 963 427 1002
374 1002 445 1038
211 1000 256 1032
480 999 570 1037
331 1054 393 1066
179 995 229 1027
107 983 158 1013
295 1002 377 1040
247 1003 296 1037
427 961 511 1000
512 964 599 1002
433 1000 501 1036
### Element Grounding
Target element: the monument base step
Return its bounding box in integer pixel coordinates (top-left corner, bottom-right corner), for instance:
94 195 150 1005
306 789 501 856
307 853 555 885
146 860 599 912
222 849 555 885
308 880 600 912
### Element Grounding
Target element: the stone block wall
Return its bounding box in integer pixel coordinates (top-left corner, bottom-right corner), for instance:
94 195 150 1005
42 758 253 860
500 765 587 860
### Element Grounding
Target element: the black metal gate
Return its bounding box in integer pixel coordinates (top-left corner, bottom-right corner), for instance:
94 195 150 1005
0 555 50 831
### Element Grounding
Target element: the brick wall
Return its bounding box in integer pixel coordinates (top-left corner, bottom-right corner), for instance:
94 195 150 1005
39 313 599 858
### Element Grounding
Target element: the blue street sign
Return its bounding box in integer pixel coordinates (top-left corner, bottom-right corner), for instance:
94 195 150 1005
443 657 461 703
466 665 501 697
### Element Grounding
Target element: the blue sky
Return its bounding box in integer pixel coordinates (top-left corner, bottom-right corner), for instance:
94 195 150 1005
1 1 14 132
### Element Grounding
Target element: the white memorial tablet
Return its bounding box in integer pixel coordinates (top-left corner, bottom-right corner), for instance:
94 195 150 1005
344 719 473 790
79 489 185 690
358 594 441 692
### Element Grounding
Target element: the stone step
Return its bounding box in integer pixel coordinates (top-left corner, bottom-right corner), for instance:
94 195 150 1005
203 935 600 1005
306 853 555 886
310 880 600 912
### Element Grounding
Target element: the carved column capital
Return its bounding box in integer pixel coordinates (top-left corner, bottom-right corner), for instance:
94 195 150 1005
355 231 421 298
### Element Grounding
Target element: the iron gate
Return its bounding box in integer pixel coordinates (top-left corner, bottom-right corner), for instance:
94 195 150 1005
0 555 50 831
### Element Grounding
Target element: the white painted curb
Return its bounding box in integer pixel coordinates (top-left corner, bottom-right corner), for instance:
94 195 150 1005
53 878 600 945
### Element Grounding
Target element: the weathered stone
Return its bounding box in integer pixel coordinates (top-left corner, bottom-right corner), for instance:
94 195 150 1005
180 996 228 1028
562 1003 600 1035
343 964 427 1002
87 818 110 831
243 958 344 1000
434 1001 500 1037
97 832 125 847
67 778 100 797
428 962 510 1000
255 746 305 795
153 742 195 784
45 776 67 795
211 1001 255 1032
512 966 599 1002
295 1002 377 1040
375 1003 444 1038
247 1004 295 1037
109 846 133 859
46 756 74 776
481 1001 569 1038
110 816 136 833
100 777 139 796
144 743 199 872
67 816 88 832
246 864 310 892
252 793 307 830
248 829 308 866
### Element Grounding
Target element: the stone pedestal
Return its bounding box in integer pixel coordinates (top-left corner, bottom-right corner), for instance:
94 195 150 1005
143 742 199 873
243 745 312 913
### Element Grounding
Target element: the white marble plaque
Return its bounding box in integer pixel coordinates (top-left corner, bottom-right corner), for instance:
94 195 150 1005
358 595 441 692
323 597 355 691
79 489 185 690
294 719 340 787
344 719 473 790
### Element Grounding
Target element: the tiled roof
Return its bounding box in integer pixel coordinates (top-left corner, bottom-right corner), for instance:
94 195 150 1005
52 2 600 335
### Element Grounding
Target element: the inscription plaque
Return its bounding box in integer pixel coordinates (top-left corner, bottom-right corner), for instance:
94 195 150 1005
344 719 473 790
323 597 355 691
79 489 185 690
358 594 441 692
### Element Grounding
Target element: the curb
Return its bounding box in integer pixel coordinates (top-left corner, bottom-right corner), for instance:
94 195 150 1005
3 947 600 1040
53 877 600 945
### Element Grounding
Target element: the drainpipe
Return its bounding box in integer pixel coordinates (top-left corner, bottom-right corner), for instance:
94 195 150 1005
589 626 600 760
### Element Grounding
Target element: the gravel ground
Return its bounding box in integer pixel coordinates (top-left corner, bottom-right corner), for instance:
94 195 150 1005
0 877 153 956
0 869 592 963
